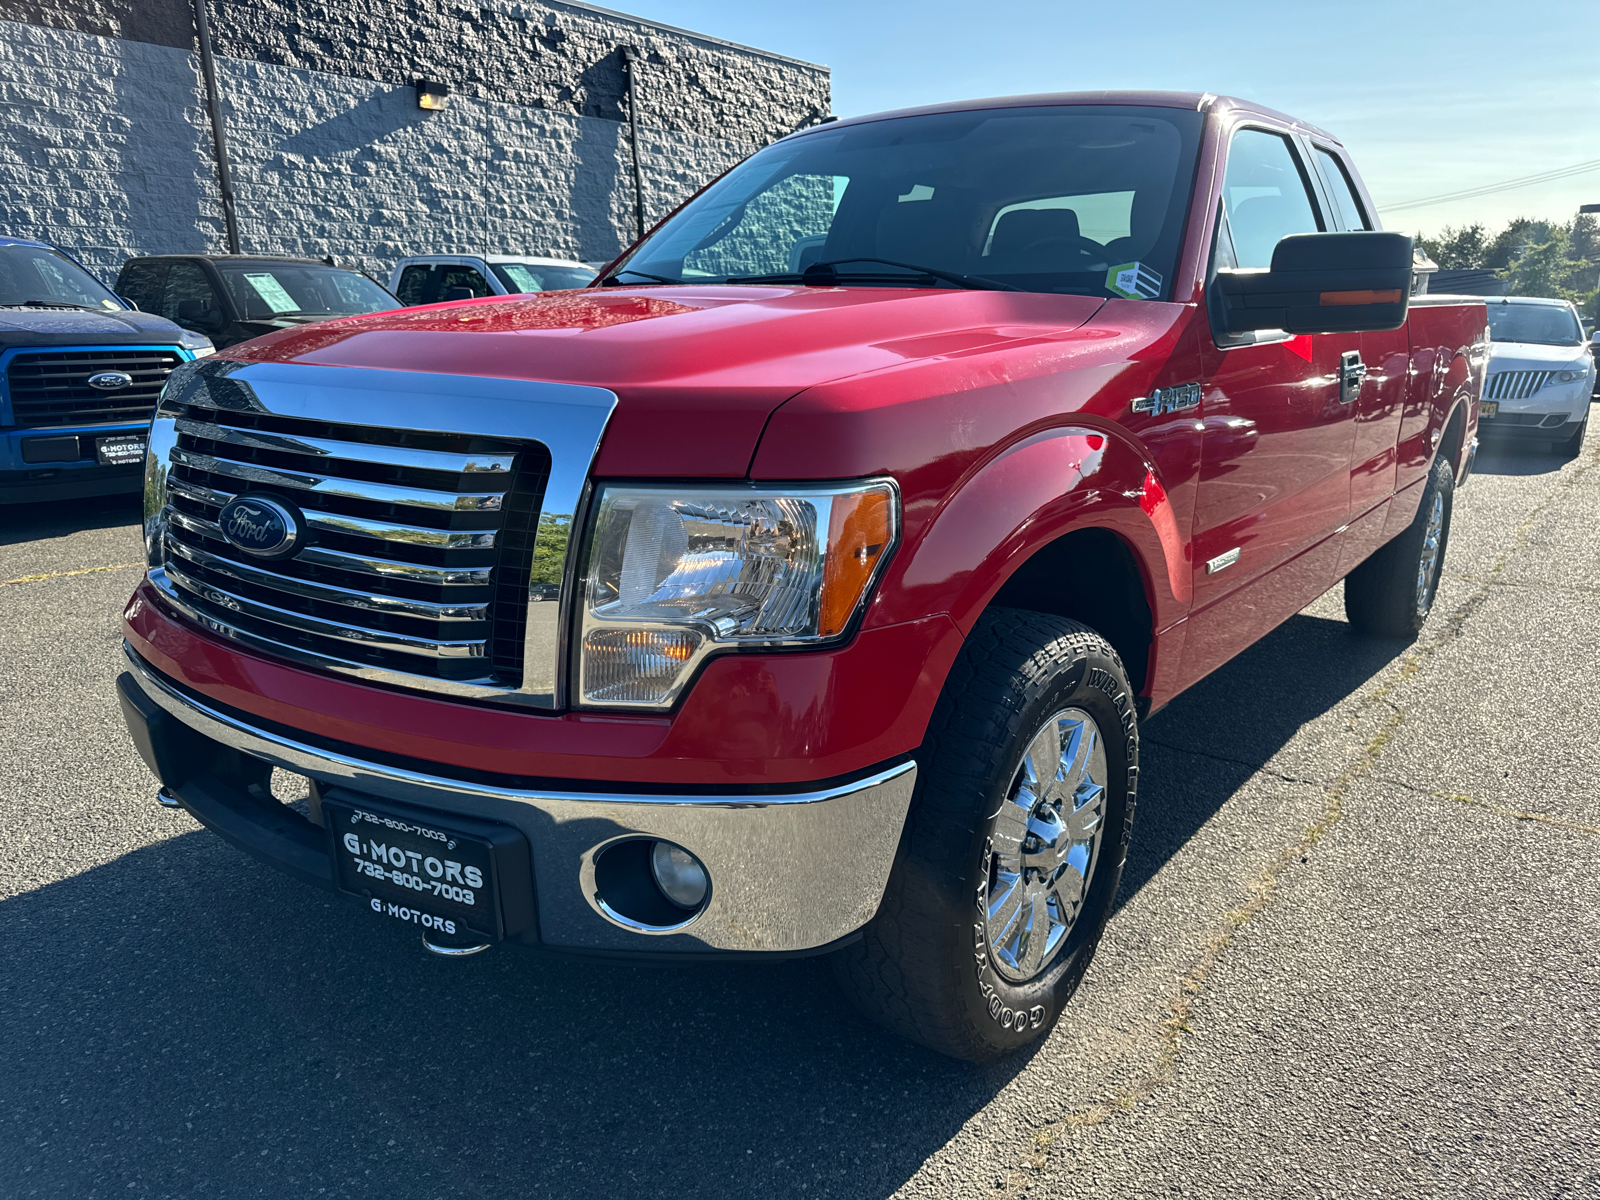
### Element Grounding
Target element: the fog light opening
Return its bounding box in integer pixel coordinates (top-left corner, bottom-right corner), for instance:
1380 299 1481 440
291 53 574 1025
590 838 710 932
650 841 709 910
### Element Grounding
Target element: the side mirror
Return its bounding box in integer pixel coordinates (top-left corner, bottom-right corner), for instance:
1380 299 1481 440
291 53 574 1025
442 286 475 303
1214 231 1413 336
176 298 207 323
117 294 140 312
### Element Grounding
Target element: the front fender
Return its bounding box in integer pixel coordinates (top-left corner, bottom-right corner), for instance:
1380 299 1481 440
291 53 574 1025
875 426 1189 636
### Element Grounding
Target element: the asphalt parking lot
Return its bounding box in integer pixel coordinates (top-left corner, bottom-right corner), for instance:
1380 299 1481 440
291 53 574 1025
3 428 1598 1199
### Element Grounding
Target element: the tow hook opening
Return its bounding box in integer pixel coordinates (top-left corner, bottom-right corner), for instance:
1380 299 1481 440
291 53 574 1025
590 838 710 933
421 934 492 957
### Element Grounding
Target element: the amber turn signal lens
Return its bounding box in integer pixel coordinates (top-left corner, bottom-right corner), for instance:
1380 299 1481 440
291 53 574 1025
818 488 894 637
1319 288 1402 306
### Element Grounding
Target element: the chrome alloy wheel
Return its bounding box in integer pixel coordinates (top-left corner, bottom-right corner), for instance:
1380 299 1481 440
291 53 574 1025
983 708 1108 984
1416 492 1445 618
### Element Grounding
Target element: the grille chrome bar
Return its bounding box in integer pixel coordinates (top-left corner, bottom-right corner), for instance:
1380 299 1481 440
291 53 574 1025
166 506 492 586
174 417 516 475
1484 370 1552 401
162 559 487 659
170 446 505 512
166 478 498 549
164 536 489 622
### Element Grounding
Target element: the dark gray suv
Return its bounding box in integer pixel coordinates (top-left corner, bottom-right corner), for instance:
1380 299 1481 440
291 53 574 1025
116 255 400 350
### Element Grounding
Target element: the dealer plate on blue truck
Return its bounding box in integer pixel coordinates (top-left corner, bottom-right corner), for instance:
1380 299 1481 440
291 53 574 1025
321 790 536 944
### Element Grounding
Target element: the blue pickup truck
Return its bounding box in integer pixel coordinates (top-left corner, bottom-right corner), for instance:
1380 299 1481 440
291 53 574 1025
1 236 212 504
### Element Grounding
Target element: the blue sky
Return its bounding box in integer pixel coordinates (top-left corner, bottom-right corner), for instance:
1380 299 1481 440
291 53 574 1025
619 0 1600 239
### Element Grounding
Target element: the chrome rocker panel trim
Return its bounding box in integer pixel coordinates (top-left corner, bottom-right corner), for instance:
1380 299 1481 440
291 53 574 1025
122 643 917 954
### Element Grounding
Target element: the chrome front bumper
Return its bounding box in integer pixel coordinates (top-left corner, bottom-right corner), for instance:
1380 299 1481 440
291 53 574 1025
119 644 916 955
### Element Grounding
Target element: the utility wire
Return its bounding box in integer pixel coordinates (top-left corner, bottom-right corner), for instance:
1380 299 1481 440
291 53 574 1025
1379 158 1600 213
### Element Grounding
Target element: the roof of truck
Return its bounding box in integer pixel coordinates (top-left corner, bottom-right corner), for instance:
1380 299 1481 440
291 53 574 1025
799 91 1338 145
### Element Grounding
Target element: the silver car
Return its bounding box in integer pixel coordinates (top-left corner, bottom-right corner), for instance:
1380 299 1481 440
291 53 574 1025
386 255 597 306
1477 296 1595 456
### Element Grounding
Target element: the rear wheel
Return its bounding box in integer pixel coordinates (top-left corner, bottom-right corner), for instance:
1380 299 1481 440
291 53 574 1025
1345 454 1454 640
832 610 1137 1063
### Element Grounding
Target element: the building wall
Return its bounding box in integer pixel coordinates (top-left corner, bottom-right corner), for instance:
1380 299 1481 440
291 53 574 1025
0 2 828 282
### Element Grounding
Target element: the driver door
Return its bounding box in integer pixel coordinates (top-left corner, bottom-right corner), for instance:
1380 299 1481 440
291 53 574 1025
1183 128 1360 682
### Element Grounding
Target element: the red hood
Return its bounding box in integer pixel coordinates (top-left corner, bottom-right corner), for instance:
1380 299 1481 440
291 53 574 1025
221 286 1105 476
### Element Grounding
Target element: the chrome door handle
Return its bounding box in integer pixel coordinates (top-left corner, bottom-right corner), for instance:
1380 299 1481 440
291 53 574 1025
1340 350 1367 404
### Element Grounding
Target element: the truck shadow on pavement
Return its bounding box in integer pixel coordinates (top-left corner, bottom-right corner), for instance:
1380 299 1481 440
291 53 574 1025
1469 436 1583 477
0 610 1405 1200
0 492 141 546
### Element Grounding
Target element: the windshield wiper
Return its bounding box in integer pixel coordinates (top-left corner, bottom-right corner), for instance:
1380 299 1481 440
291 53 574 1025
602 268 684 285
728 258 1022 292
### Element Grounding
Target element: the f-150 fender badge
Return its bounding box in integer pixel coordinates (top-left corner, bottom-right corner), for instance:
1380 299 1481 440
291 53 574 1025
1130 382 1202 416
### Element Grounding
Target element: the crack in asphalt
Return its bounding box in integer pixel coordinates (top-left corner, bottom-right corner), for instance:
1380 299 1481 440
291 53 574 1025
1002 445 1598 1195
1 562 141 587
1139 736 1328 789
1367 774 1600 839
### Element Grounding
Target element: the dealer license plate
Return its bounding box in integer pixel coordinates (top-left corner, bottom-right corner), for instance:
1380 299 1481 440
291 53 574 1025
324 796 501 942
1478 401 1499 419
96 434 146 466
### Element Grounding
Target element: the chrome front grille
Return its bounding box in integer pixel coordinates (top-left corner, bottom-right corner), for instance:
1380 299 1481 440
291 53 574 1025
145 358 617 708
1484 370 1552 401
158 400 550 687
6 348 182 426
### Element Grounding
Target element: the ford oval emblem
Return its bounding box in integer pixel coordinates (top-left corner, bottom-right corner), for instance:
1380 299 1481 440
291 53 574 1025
217 495 300 558
88 371 134 391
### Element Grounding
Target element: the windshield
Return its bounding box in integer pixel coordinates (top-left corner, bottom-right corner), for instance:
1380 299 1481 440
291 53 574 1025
610 105 1203 300
1487 302 1583 346
0 244 123 310
215 263 398 320
490 262 597 292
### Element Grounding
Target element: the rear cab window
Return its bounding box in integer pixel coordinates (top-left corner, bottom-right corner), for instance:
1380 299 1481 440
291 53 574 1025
1313 148 1371 231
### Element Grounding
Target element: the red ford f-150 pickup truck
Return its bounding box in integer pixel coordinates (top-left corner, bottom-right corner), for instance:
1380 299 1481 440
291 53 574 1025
117 91 1486 1062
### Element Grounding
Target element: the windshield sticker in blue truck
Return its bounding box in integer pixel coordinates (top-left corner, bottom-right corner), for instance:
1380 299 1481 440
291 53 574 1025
1106 261 1163 300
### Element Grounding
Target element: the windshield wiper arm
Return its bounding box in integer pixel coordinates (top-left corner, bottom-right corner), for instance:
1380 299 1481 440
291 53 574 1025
728 258 1022 292
603 268 684 285
6 299 103 311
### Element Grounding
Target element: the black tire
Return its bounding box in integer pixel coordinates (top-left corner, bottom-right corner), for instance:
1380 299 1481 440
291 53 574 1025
1344 453 1454 640
832 609 1138 1063
1557 415 1587 459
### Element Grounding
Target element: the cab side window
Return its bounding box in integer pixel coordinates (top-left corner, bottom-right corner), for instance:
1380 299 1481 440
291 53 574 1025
437 266 492 298
395 264 436 306
1220 130 1323 269
1314 149 1371 231
116 260 168 313
161 261 225 330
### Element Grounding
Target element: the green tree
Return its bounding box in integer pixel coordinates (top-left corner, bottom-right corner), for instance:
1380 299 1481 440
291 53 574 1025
1417 223 1489 269
1498 224 1589 305
528 511 570 586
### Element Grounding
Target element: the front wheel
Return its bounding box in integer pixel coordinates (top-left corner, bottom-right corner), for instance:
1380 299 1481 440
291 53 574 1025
832 610 1138 1063
1344 453 1454 640
1557 414 1588 459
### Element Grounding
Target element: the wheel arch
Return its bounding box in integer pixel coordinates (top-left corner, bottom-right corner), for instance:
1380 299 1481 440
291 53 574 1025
880 425 1186 698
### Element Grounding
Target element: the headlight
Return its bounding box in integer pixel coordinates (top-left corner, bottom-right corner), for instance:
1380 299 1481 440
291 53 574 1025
177 328 215 358
577 480 899 707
